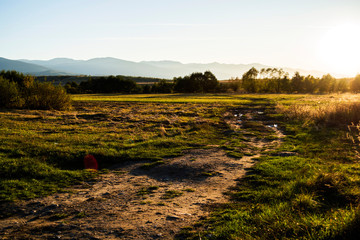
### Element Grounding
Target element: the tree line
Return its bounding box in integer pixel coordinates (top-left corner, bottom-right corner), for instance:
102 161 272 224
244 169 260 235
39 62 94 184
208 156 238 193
64 68 360 94
235 67 359 93
1 69 359 110
64 71 220 94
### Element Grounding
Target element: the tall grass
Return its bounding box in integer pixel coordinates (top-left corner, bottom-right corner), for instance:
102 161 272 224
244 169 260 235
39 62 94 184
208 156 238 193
277 101 360 127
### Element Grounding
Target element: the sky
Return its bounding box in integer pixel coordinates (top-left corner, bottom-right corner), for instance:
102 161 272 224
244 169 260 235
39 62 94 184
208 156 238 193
1 0 360 76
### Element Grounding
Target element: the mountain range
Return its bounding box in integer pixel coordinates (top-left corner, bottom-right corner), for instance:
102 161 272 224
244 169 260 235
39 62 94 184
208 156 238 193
0 57 336 79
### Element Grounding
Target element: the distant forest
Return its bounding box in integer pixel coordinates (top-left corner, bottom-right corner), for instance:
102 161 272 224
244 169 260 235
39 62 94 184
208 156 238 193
3 68 360 95
41 68 360 94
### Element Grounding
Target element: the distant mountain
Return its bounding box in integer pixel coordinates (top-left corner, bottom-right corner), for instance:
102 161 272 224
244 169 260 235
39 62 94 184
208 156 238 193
2 57 338 79
0 57 68 76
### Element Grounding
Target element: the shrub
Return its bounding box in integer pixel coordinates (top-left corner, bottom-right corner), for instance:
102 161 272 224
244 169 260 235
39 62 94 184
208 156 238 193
0 71 72 110
25 81 72 110
0 76 24 108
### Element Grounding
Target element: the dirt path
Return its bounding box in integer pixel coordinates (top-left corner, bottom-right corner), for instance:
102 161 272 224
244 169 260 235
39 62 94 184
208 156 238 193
0 108 284 240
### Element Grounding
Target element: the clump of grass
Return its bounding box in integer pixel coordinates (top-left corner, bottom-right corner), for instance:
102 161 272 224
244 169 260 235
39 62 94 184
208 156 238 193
201 172 215 176
183 188 196 192
347 123 360 159
226 151 244 158
291 193 320 211
140 160 165 169
75 211 86 218
137 186 159 196
161 190 183 199
49 212 69 221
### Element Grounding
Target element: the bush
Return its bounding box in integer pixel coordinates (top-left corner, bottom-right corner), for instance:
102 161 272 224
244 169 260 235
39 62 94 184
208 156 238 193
25 81 72 110
0 76 24 108
0 71 72 110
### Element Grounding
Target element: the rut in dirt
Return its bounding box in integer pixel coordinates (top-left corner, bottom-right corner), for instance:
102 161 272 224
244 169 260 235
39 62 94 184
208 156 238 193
0 105 285 240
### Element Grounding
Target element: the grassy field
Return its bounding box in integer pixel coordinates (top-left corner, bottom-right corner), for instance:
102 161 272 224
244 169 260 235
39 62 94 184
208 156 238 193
1 93 360 239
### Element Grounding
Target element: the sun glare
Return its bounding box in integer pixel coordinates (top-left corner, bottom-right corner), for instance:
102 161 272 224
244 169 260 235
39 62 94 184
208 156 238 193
319 24 360 76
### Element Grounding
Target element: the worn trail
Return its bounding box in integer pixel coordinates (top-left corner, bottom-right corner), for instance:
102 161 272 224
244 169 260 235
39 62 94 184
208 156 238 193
0 108 284 240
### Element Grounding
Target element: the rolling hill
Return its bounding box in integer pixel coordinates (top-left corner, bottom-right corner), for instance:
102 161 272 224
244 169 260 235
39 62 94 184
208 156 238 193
1 57 336 79
0 57 68 76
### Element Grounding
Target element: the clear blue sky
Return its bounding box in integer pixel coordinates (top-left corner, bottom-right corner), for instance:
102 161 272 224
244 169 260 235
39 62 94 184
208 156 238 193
1 0 360 76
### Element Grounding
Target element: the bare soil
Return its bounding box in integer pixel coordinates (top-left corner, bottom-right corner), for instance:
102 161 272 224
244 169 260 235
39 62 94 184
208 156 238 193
0 109 283 240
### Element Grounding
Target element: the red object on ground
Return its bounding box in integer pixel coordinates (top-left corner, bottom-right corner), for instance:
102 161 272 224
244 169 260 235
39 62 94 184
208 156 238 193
84 154 98 170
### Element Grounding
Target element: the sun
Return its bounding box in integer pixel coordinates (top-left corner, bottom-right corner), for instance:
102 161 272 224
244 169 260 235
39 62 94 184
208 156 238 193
318 24 360 76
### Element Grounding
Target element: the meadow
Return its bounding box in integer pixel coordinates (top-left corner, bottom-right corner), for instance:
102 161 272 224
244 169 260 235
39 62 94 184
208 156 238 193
1 93 360 239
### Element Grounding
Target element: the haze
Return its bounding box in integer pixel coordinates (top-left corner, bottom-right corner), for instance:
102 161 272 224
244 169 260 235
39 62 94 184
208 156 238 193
1 0 360 77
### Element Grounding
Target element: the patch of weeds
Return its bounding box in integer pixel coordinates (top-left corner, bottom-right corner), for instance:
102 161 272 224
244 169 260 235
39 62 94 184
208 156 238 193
137 186 159 196
161 190 183 199
112 170 127 175
139 200 152 205
201 171 219 177
49 212 69 221
243 152 254 156
98 168 110 174
227 151 244 158
183 188 196 192
157 202 166 206
140 160 165 170
189 158 196 162
75 211 86 218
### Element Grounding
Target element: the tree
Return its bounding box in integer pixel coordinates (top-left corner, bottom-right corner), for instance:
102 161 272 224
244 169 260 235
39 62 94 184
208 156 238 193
318 74 336 93
303 75 317 93
152 80 174 93
173 71 219 93
335 79 349 93
203 71 218 92
242 67 259 93
350 74 360 93
291 72 304 93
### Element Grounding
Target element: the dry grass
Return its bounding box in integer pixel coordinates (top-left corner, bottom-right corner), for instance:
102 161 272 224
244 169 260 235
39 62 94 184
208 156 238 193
277 101 360 127
348 123 360 159
277 99 360 159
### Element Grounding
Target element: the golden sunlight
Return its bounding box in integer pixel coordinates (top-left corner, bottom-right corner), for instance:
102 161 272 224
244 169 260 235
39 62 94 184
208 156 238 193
319 24 360 76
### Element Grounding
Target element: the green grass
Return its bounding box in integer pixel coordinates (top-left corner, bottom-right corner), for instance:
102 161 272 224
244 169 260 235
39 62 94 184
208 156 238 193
180 100 360 240
162 190 184 199
0 100 234 201
2 93 360 239
137 186 160 196
140 160 165 169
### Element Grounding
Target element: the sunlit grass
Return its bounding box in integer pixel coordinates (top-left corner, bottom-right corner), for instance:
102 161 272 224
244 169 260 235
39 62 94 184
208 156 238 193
2 93 360 239
0 100 236 201
278 102 360 126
